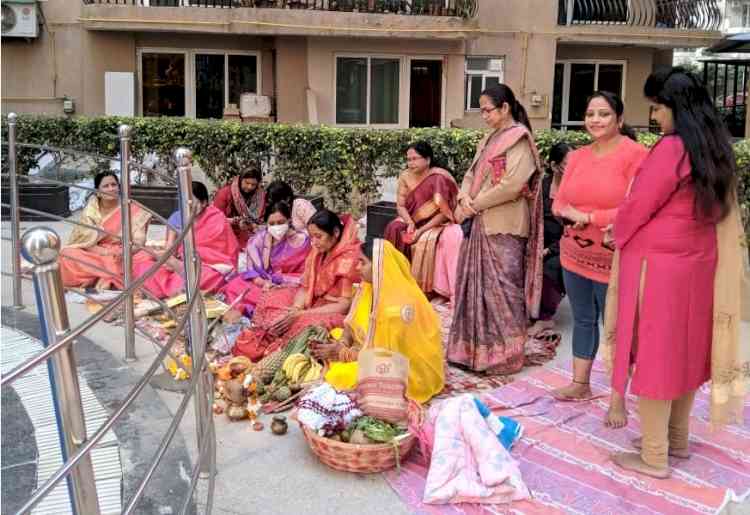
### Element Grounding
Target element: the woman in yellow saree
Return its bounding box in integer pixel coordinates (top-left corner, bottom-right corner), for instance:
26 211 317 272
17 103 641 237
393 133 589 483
311 238 445 404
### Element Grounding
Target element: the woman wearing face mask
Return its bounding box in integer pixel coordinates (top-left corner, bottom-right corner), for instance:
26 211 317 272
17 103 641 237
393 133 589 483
551 92 648 401
233 208 361 361
311 238 445 403
135 181 239 299
220 201 311 319
60 171 152 290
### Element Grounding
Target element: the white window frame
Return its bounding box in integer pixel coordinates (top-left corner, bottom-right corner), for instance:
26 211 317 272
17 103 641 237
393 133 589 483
464 56 504 112
554 59 627 128
743 4 750 28
137 47 261 118
334 53 405 128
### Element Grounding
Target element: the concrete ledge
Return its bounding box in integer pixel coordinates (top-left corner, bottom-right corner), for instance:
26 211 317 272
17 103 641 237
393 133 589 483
80 4 479 39
555 25 722 48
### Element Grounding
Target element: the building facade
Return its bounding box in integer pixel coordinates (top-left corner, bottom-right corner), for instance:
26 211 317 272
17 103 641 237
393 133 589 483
1 0 725 130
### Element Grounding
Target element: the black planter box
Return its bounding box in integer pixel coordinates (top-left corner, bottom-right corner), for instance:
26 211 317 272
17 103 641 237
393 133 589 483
1 182 71 221
301 194 325 212
132 185 179 224
366 201 397 240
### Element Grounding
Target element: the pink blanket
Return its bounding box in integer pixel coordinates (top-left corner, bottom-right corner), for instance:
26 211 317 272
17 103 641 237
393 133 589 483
423 394 530 505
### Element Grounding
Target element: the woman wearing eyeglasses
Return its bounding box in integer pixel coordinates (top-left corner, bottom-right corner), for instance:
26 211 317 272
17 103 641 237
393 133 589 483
447 84 545 375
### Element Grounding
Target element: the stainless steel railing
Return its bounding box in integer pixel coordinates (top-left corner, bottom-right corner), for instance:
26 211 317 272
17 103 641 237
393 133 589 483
1 113 216 514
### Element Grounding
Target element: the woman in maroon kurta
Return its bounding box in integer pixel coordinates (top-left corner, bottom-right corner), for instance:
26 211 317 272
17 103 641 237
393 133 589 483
610 67 742 479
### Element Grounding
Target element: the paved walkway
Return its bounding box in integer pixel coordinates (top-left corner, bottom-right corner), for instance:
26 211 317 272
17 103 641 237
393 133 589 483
1 326 122 515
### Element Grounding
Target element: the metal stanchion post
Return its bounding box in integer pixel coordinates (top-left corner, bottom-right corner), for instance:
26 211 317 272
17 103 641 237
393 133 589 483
9 113 24 309
21 227 101 515
119 125 137 362
174 148 210 476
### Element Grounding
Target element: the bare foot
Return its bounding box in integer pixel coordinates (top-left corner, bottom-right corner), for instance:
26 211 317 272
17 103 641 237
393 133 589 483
631 438 691 459
552 382 592 401
611 451 670 479
604 394 628 429
528 319 555 336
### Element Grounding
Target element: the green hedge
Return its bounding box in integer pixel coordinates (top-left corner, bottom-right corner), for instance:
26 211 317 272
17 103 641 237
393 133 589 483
1 115 748 237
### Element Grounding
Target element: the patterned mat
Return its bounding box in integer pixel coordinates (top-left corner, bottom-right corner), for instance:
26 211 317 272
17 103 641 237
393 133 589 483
385 361 750 515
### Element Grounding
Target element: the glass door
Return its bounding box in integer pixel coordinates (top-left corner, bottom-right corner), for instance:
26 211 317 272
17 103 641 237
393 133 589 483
141 52 186 117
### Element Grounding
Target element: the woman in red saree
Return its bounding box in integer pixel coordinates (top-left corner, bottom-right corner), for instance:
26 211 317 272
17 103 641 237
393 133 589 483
233 209 361 361
220 201 311 318
60 172 152 290
134 181 239 299
384 141 461 299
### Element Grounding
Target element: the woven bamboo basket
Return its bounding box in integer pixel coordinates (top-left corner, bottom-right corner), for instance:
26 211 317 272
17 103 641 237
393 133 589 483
299 400 423 474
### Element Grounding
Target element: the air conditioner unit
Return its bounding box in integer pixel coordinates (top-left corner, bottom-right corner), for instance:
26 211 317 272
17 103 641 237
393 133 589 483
2 1 40 38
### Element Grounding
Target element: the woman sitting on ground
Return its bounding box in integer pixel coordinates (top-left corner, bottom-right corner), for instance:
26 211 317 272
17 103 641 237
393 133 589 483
135 181 239 299
265 179 318 233
311 239 445 404
232 209 361 361
60 171 152 290
384 141 463 300
220 201 311 319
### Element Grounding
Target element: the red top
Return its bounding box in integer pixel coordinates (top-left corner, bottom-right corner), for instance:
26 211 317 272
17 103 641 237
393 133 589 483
552 137 648 283
612 135 716 400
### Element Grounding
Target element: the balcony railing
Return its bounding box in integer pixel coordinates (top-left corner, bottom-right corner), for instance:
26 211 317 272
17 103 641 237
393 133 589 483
557 0 722 30
83 0 479 18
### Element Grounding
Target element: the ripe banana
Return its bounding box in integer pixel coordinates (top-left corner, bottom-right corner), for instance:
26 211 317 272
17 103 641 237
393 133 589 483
291 361 310 383
283 354 307 377
303 361 322 383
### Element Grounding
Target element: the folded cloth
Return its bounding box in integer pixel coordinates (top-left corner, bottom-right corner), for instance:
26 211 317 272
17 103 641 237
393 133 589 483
473 397 523 450
297 383 362 436
423 394 529 505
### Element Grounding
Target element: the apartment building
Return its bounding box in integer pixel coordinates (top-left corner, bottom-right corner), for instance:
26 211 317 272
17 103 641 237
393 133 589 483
1 0 724 130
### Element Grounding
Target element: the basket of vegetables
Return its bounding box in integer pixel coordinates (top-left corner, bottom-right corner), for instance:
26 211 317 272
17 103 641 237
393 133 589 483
298 399 423 474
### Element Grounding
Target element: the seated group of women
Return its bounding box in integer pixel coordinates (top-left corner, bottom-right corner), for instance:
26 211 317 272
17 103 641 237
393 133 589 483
59 170 446 403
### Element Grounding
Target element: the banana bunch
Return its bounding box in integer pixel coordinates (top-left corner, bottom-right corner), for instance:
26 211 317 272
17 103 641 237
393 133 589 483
282 353 323 384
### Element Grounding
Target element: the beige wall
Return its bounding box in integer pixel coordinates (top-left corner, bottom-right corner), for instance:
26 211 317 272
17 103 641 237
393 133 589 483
275 37 308 123
306 37 465 127
556 44 656 128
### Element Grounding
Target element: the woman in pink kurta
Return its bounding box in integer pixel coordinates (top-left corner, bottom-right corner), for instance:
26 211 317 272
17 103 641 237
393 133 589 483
609 67 744 479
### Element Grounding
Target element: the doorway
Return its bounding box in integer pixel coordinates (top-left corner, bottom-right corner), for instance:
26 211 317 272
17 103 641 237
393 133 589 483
409 59 442 128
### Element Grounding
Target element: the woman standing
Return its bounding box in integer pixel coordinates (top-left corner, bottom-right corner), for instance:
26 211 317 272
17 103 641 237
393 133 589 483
447 84 545 374
607 67 747 478
551 92 648 399
384 141 461 297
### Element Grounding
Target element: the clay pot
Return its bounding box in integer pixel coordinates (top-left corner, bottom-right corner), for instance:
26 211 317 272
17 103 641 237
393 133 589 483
271 415 288 435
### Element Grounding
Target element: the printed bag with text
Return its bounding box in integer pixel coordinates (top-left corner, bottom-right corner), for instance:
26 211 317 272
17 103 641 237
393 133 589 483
356 348 409 424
